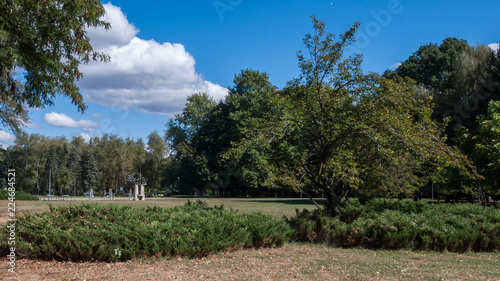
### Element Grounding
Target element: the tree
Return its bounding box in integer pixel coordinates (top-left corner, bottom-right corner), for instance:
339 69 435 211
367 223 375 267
165 93 219 195
386 37 470 90
235 17 474 216
224 69 278 194
82 149 98 192
67 146 81 196
474 101 500 195
0 0 110 133
447 44 500 133
145 131 168 193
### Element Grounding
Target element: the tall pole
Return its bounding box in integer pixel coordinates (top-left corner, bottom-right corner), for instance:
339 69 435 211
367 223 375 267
139 161 142 186
177 177 180 195
48 162 51 200
432 182 434 204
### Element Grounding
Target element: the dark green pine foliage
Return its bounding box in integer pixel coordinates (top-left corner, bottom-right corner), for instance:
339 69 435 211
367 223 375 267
46 146 59 194
82 149 98 192
67 147 82 195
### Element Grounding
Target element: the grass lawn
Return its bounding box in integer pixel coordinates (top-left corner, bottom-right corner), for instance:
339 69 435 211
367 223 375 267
0 197 326 225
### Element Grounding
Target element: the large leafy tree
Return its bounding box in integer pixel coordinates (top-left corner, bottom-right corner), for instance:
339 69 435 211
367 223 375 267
473 101 500 195
165 93 218 195
0 0 109 133
223 69 278 195
385 37 470 91
384 40 500 200
144 131 168 194
236 17 474 216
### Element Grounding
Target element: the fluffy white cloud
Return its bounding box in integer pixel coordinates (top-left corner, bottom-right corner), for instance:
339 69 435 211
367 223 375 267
488 43 499 52
78 133 92 143
87 4 139 50
79 3 228 117
0 131 15 142
45 112 100 132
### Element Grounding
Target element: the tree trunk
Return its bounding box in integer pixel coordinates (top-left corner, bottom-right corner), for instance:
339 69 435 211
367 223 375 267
324 187 342 217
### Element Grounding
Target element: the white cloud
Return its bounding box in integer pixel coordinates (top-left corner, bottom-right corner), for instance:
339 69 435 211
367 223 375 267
45 112 100 132
0 131 15 142
79 3 228 117
78 133 92 143
92 113 103 119
488 43 499 52
87 4 139 50
392 62 402 69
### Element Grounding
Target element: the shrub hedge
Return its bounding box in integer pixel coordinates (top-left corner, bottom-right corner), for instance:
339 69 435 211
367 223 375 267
0 190 39 201
0 200 292 261
287 198 500 253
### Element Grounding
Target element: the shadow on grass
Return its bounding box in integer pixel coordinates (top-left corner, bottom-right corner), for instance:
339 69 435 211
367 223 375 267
252 199 326 206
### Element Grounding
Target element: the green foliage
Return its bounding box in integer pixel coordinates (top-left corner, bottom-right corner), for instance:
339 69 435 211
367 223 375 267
1 133 153 196
388 37 470 90
0 190 38 200
288 199 500 253
231 17 474 216
165 93 221 195
386 39 500 200
474 101 500 193
0 0 110 133
143 131 169 192
0 200 292 261
82 149 98 191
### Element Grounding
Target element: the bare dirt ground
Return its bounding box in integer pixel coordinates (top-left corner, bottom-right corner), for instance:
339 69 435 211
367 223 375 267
1 244 499 281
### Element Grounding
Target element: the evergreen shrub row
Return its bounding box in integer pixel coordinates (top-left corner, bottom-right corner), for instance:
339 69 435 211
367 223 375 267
0 200 292 261
0 190 39 201
287 198 500 253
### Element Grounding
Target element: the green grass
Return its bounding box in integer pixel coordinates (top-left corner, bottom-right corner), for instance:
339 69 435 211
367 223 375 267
0 197 326 225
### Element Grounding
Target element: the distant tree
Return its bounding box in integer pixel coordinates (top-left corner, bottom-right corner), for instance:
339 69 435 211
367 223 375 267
165 93 218 195
474 101 500 195
82 149 98 192
145 131 168 193
46 146 60 195
387 37 470 90
0 0 110 133
224 69 278 194
67 146 81 196
446 44 500 133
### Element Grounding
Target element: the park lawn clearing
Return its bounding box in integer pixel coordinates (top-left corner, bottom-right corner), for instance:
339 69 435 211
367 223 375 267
2 243 499 280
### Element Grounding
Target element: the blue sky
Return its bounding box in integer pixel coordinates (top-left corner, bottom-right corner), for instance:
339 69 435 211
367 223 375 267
1 0 499 147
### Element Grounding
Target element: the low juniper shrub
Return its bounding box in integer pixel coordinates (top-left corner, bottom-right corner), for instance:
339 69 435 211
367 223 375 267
287 198 500 253
0 190 39 201
0 200 293 261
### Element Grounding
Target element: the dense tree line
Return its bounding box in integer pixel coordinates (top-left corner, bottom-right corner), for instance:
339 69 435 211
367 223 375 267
384 37 500 201
0 132 169 196
165 18 499 214
1 16 498 215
